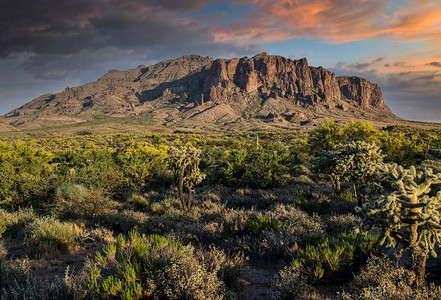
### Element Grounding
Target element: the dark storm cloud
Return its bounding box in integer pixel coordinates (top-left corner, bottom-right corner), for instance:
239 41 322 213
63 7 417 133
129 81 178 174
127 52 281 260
0 0 258 78
150 0 208 12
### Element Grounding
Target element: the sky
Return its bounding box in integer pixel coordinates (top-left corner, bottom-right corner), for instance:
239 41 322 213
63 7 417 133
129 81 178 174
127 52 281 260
1 0 441 122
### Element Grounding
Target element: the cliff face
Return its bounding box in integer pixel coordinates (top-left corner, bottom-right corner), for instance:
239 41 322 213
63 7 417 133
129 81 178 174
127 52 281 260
204 54 338 103
3 53 394 130
203 53 386 110
337 76 390 111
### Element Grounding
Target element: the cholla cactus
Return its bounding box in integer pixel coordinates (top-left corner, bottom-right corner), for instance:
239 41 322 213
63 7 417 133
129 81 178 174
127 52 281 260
169 146 205 213
313 141 383 204
356 163 441 286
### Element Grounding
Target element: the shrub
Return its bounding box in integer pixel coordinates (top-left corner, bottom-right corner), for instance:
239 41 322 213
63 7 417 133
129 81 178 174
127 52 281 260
291 232 378 281
85 230 226 299
0 141 54 208
224 145 289 188
0 220 5 239
271 266 307 300
195 245 247 289
377 131 423 166
117 142 169 191
341 256 441 300
0 208 38 237
96 210 149 233
325 213 360 234
53 184 118 219
23 217 89 258
57 147 125 193
0 220 6 261
127 194 150 210
0 260 81 300
292 190 322 213
246 216 288 236
308 119 378 152
224 205 324 259
312 141 383 205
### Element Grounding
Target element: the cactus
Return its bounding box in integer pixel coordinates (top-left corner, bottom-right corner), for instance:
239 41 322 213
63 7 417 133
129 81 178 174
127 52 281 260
169 146 205 213
356 163 441 286
313 141 384 205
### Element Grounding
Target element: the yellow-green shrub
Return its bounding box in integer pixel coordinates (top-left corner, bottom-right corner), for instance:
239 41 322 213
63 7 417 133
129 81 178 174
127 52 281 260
53 184 118 219
86 230 225 300
0 141 54 208
23 217 88 258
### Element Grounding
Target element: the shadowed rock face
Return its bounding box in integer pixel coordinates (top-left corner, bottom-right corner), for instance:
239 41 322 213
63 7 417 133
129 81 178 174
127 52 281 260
337 76 390 111
3 53 392 129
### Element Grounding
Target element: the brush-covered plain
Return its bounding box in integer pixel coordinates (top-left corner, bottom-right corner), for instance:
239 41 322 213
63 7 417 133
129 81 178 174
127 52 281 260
1 119 441 299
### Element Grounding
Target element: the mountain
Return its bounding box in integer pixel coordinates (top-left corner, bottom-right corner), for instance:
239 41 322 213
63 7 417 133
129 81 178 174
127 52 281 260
2 53 399 132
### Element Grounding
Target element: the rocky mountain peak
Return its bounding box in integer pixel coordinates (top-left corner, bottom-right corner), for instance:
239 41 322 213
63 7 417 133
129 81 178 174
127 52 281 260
2 53 394 131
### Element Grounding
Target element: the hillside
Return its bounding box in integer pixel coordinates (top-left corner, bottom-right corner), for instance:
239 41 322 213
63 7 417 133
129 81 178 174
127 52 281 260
2 53 402 132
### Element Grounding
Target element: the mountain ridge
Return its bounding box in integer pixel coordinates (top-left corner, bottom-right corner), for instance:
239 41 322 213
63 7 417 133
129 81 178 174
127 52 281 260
2 53 398 131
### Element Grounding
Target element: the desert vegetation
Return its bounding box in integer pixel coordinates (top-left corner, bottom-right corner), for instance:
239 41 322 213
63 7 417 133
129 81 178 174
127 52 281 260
1 119 441 299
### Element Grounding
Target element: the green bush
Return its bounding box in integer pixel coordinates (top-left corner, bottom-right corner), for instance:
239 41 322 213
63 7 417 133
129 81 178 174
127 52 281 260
0 141 54 208
53 184 117 219
312 141 383 205
0 208 38 237
117 142 169 191
127 194 150 210
246 216 288 236
0 221 5 239
292 190 322 213
291 232 378 281
56 147 124 193
224 145 289 188
23 217 89 258
377 131 423 165
308 119 424 166
86 230 226 300
308 119 378 152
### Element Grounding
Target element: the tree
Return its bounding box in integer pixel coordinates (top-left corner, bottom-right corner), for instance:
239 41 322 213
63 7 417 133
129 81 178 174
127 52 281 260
308 119 378 153
313 141 384 205
169 146 205 213
356 164 441 287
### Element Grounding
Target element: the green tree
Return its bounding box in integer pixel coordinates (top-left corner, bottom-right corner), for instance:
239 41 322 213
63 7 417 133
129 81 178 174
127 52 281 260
356 164 441 287
313 141 384 205
169 146 205 213
308 119 378 153
117 142 169 191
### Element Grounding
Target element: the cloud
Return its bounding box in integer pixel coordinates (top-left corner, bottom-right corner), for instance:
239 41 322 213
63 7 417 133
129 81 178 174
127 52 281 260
212 0 441 45
0 0 259 78
150 0 208 12
427 62 441 68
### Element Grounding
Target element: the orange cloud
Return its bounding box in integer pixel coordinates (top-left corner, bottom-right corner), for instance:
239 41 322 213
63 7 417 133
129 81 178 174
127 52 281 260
212 0 441 45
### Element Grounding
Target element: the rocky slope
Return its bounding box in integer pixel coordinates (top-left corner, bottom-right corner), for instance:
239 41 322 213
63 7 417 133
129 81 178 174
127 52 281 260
2 53 396 131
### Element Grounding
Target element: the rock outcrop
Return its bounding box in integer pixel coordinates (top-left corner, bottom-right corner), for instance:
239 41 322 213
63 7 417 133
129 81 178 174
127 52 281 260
202 53 387 110
337 76 390 111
